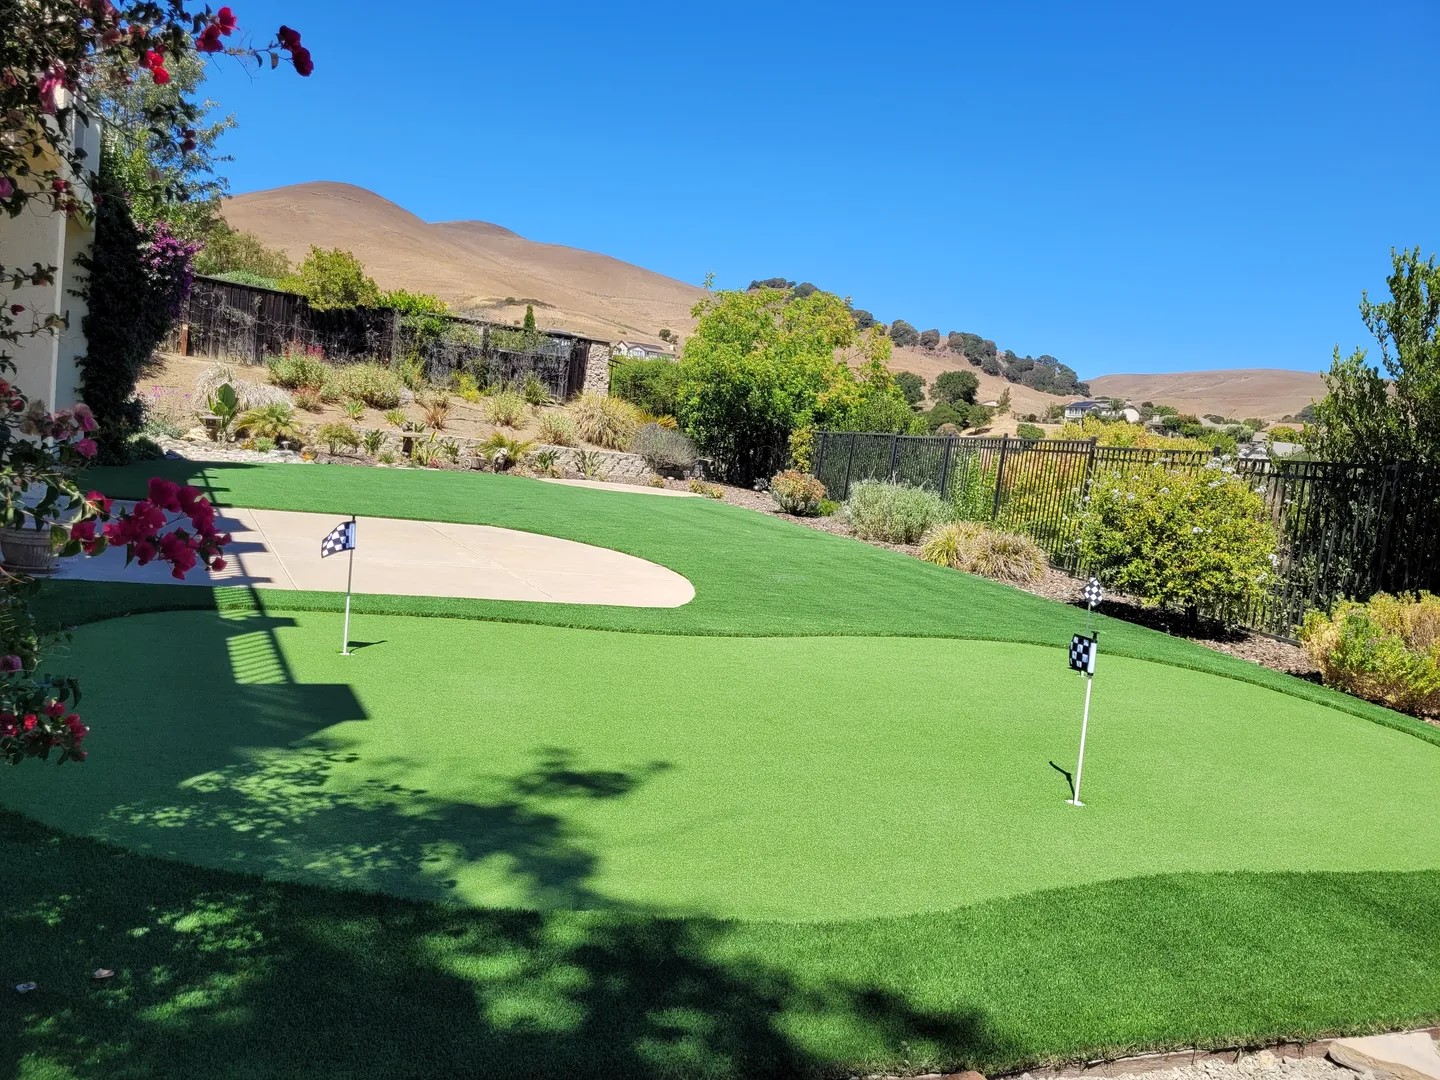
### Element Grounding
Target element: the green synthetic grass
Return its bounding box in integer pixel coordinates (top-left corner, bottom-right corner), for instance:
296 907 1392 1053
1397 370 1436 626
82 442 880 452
4 611 1440 922
4 461 1440 1078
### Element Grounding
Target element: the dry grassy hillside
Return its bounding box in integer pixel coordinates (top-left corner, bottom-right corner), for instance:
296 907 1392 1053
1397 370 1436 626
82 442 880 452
221 182 704 343
883 345 1076 416
1087 369 1325 420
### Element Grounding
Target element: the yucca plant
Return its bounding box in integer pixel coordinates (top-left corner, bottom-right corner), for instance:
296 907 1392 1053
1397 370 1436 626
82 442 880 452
530 448 561 477
383 408 407 428
361 428 387 456
342 399 365 420
421 394 452 430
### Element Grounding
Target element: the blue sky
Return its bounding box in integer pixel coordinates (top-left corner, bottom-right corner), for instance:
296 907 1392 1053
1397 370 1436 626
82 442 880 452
205 0 1438 378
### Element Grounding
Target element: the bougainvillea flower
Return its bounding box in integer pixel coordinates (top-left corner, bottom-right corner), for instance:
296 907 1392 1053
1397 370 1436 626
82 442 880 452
216 6 238 33
277 24 301 48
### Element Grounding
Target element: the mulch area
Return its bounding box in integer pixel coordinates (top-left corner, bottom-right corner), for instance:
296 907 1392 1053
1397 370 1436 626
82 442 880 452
697 478 1320 682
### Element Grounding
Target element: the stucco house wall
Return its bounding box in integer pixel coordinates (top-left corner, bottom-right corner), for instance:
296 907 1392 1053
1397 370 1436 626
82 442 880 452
0 93 99 413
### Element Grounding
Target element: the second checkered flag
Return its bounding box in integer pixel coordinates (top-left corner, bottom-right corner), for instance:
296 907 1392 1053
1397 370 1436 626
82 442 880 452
1068 634 1097 676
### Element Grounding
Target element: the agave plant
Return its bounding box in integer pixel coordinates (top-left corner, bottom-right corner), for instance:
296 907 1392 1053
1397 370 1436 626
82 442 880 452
482 433 535 472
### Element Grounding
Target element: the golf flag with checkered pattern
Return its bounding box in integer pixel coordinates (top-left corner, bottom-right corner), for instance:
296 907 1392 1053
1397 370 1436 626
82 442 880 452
320 520 356 558
1067 580 1103 807
321 519 358 655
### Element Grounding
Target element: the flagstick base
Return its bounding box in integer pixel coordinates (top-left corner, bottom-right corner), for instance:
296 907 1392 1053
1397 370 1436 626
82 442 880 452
1065 798 1085 807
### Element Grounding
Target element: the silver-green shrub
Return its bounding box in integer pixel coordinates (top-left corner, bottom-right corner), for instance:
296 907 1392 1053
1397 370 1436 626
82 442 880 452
844 480 948 543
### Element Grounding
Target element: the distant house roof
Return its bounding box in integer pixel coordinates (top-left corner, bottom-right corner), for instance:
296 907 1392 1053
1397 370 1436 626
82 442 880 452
616 340 672 353
1067 400 1104 411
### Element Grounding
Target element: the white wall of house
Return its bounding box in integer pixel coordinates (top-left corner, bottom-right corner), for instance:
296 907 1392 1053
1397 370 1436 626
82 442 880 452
0 95 98 413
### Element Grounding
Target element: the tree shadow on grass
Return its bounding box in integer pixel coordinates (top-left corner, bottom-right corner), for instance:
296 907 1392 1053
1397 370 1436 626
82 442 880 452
0 807 1008 1080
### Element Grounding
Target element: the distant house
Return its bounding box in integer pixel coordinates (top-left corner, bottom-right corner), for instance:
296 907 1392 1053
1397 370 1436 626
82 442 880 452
614 340 674 361
1116 406 1141 424
1063 400 1107 421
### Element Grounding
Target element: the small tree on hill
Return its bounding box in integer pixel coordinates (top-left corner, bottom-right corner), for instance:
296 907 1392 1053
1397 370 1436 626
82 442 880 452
997 387 1012 415
658 328 672 342
895 371 926 407
523 304 537 332
918 328 941 350
888 320 920 348
931 369 979 406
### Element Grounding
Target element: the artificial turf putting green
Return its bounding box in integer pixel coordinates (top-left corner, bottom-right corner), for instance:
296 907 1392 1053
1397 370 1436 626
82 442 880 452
5 461 1440 1078
5 609 1439 922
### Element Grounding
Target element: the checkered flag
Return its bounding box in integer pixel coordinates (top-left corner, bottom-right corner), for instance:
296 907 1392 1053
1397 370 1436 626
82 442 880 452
320 519 356 558
1068 634 1097 676
1082 577 1103 608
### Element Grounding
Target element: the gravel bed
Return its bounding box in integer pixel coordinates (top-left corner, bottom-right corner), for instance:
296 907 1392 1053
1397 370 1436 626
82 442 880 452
1007 1049 1356 1080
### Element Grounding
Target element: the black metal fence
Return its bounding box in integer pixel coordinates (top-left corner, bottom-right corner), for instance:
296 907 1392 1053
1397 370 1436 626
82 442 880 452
168 276 600 400
813 430 1440 637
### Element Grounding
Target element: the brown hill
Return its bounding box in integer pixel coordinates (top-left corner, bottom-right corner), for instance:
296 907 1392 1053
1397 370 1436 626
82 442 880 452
1087 369 1326 421
221 182 704 342
222 183 1325 420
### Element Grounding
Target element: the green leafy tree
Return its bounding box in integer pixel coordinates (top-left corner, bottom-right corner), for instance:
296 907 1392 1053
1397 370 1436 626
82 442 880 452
279 247 381 310
996 387 1012 415
1307 248 1440 466
675 288 906 479
894 371 926 407
918 328 941 350
931 369 979 406
888 319 920 348
194 224 291 280
611 358 681 417
97 51 235 239
523 304 537 332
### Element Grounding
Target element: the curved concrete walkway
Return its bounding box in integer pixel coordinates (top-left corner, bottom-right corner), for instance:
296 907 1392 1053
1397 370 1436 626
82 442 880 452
54 507 694 608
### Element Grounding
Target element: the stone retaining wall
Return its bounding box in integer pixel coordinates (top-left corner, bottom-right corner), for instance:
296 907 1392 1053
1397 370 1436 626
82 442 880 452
533 444 652 483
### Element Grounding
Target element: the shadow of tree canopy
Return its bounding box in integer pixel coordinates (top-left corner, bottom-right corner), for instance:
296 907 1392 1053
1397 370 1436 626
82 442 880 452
0 806 1008 1080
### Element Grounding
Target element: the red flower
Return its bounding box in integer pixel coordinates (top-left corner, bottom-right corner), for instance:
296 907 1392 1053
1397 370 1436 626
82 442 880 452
86 491 112 514
196 23 224 52
291 45 314 76
210 557 226 572
277 24 301 49
74 438 97 459
216 5 238 34
44 700 64 719
147 477 180 511
22 715 36 732
9 305 22 316
152 65 170 85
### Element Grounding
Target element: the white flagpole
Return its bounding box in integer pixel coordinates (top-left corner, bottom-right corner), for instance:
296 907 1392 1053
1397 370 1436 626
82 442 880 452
340 518 355 656
1068 673 1093 807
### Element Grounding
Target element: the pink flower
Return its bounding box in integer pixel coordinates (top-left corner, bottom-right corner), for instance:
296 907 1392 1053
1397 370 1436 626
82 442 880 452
44 700 64 719
210 557 226 572
147 478 180 511
36 61 65 115
0 655 22 673
21 715 36 732
74 403 96 432
74 438 97 459
0 177 13 199
86 490 112 514
216 5 238 34
196 23 224 52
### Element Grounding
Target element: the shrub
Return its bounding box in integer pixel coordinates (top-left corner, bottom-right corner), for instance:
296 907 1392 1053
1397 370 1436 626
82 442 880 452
687 480 724 499
316 421 361 455
252 436 276 453
1268 425 1301 442
1016 422 1045 441
486 390 526 428
294 387 325 412
361 429 387 456
1077 463 1277 623
571 392 640 450
1299 593 1440 716
919 522 1046 583
932 369 979 405
342 399 365 420
611 358 681 417
529 448 561 477
277 247 381 310
235 402 301 443
770 470 827 515
421 394 452 430
330 363 404 410
844 480 948 544
195 364 293 413
536 411 579 447
482 433 535 472
888 319 920 347
630 423 698 473
520 372 552 407
383 408 407 428
266 343 329 390
453 372 483 403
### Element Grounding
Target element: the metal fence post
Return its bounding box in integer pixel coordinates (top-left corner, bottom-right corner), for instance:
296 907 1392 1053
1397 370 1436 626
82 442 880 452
991 435 1011 520
841 434 857 500
939 436 955 498
813 431 827 478
887 434 900 481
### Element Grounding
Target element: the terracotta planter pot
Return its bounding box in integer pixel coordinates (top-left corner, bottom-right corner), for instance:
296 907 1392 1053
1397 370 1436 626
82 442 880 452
0 527 58 575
